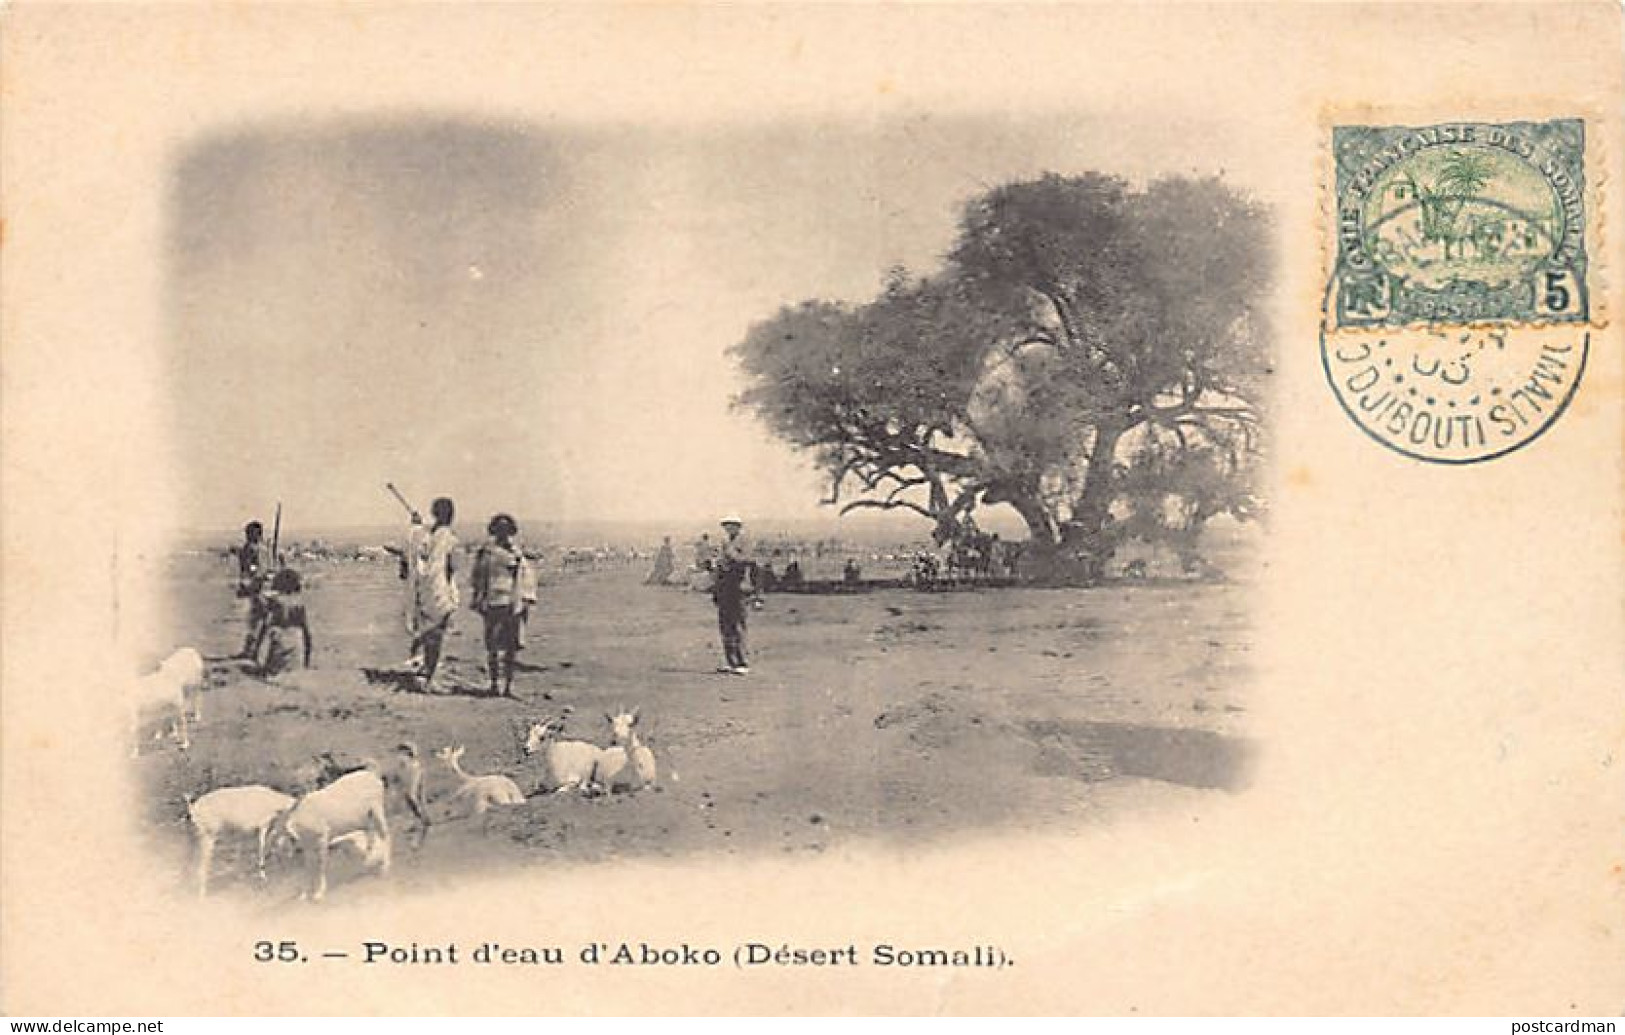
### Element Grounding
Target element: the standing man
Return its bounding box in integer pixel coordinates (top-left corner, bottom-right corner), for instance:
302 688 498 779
236 520 275 658
471 513 537 698
403 497 461 692
712 514 756 675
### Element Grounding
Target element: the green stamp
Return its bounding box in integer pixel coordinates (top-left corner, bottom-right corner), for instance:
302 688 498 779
1333 119 1586 327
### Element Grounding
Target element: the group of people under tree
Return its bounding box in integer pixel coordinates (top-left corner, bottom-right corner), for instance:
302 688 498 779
639 511 1015 595
934 517 1018 582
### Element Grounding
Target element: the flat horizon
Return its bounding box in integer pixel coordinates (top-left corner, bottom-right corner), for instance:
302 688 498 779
172 509 1261 551
173 510 990 545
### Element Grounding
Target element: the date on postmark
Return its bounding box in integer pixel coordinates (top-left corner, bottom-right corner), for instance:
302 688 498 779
1323 118 1591 463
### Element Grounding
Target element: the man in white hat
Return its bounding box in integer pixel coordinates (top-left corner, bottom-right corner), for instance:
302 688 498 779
712 513 754 674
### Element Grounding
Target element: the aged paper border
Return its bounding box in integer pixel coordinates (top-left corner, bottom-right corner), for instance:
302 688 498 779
3 3 1623 1016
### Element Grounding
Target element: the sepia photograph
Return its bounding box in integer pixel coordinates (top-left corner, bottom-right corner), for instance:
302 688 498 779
144 113 1270 901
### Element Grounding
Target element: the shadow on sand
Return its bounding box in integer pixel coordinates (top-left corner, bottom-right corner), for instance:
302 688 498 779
1025 719 1255 791
360 666 420 692
359 666 528 700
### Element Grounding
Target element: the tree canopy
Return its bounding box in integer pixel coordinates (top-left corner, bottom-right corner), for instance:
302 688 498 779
731 172 1272 580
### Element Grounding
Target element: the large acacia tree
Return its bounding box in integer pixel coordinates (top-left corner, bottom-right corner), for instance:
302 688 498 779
730 272 1009 545
732 172 1271 581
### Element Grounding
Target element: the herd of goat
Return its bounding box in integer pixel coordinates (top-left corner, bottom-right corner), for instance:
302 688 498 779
133 648 661 902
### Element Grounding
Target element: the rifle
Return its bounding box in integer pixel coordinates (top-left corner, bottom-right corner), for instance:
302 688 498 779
385 482 418 519
386 483 419 581
271 501 282 567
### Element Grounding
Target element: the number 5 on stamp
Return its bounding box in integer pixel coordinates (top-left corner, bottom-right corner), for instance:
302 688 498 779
1537 269 1580 317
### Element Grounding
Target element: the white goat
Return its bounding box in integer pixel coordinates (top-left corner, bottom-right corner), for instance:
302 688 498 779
434 745 526 823
274 769 391 902
130 647 206 754
592 708 658 794
522 718 608 795
188 784 295 897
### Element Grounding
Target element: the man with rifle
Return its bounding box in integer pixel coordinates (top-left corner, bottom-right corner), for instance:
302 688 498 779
388 484 461 692
236 519 275 658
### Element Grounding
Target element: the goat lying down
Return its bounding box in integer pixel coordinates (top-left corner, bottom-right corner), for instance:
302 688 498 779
523 718 607 794
433 745 525 828
594 708 659 794
523 710 660 796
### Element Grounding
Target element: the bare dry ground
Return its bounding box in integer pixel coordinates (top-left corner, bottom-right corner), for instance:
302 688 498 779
139 539 1257 902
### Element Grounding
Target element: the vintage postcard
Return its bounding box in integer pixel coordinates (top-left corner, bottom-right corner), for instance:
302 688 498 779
2 2 1621 1017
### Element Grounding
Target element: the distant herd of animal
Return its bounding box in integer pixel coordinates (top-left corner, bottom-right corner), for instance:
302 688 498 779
132 647 662 902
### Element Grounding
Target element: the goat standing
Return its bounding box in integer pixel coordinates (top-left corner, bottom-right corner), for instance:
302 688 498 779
188 785 294 897
275 769 392 902
130 647 206 754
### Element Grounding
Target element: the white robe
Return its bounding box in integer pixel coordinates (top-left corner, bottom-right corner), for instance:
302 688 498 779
406 524 459 633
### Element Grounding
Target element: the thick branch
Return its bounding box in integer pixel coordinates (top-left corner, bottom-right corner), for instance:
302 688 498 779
838 498 938 520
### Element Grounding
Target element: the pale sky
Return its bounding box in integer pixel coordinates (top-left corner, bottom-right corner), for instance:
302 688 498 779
168 111 1273 533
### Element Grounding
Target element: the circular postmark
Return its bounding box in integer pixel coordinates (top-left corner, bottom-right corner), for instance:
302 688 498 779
1320 323 1588 464
1323 119 1590 463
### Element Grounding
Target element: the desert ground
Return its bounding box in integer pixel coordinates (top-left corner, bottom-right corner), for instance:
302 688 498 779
137 529 1258 902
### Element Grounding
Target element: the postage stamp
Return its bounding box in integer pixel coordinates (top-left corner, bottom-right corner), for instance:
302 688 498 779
1322 118 1592 464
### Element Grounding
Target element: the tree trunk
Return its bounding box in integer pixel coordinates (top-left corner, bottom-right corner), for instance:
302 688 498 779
1004 491 1061 580
1059 421 1127 584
